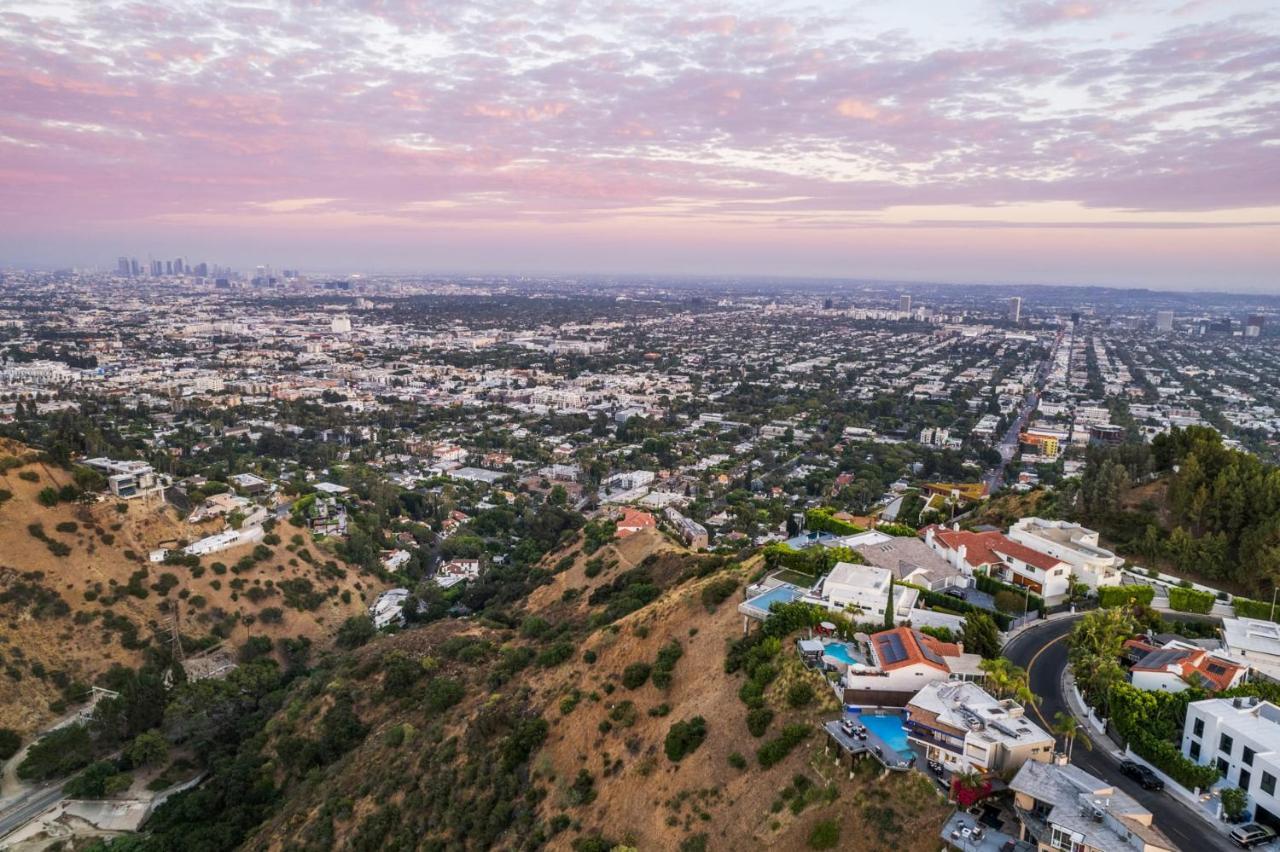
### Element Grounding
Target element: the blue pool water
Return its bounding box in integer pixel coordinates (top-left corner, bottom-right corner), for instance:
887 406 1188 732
822 642 858 665
860 713 912 756
745 584 802 613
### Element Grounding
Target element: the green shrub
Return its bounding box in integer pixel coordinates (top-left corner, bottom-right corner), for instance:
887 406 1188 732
786 681 815 708
758 724 810 768
664 716 707 762
1099 585 1154 608
728 751 747 769
747 707 775 737
536 642 574 667
808 819 840 849
1168 586 1215 614
651 641 683 689
701 576 740 610
621 662 652 689
0 727 20 760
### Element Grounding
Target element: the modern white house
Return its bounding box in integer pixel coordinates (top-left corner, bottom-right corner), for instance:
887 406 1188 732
1222 618 1280 683
1182 697 1280 827
1008 517 1124 592
905 680 1055 775
182 524 265 557
369 588 410 629
815 562 918 623
83 457 169 501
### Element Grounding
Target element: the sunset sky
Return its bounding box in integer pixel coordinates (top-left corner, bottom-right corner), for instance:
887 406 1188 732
1 0 1278 290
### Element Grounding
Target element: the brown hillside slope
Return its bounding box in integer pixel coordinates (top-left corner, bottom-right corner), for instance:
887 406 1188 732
242 529 950 852
0 448 375 735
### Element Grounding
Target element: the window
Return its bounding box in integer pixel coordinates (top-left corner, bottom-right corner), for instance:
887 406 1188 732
1241 769 1252 791
1190 741 1201 760
1261 772 1276 796
1245 747 1256 767
1193 718 1205 737
1218 757 1230 775
1221 733 1234 755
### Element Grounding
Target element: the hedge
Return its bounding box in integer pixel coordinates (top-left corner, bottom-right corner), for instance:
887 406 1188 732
1129 730 1220 790
805 508 863 537
975 575 1044 614
1167 586 1215 615
1233 597 1280 622
1098 585 1154 608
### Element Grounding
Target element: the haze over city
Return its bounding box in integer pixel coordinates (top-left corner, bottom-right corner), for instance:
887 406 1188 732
1 0 1278 291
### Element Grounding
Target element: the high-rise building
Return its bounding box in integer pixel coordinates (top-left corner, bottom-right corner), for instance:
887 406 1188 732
165 260 173 275
117 257 131 276
173 258 184 275
130 259 141 276
149 259 163 277
899 294 912 313
194 262 209 276
1247 314 1265 338
1008 296 1022 322
1156 310 1174 332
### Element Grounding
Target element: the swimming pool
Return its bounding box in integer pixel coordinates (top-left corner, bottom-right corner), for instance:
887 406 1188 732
860 712 913 757
822 641 858 666
744 584 803 614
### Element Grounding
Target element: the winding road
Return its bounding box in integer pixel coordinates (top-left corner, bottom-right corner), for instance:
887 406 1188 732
1005 616 1235 852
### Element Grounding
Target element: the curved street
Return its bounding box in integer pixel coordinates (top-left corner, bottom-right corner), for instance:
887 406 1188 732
1005 616 1235 852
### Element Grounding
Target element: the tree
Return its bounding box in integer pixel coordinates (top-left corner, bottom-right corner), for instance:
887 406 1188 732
335 614 375 649
961 611 1001 659
980 658 1036 706
1221 786 1248 822
883 578 894 628
1052 711 1091 761
126 730 169 768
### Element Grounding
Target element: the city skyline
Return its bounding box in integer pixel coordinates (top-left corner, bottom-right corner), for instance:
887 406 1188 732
1 0 1278 291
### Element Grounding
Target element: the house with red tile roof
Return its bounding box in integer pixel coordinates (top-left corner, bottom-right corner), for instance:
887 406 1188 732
615 507 656 538
1123 638 1247 694
839 626 985 705
920 523 1073 600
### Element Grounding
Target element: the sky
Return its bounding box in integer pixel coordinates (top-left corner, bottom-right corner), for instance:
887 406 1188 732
0 0 1278 291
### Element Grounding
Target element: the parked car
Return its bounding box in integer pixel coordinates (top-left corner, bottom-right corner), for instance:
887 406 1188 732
1119 760 1165 791
944 588 966 600
1230 823 1277 848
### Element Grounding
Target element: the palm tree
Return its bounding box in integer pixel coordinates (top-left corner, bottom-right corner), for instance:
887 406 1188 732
1052 710 1093 761
980 658 1039 707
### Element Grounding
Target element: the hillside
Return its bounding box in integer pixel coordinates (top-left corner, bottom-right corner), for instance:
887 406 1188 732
0 443 375 735
199 528 953 852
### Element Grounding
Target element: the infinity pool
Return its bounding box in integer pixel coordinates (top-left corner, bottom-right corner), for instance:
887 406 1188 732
744 584 803 613
860 712 912 757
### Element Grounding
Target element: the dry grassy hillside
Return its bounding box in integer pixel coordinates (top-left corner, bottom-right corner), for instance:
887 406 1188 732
0 444 375 735
242 527 951 852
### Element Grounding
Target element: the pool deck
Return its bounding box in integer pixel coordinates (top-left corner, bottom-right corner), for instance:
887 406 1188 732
823 712 916 772
940 811 1032 852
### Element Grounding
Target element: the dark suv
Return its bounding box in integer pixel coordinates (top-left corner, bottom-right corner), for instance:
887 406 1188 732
1119 760 1165 791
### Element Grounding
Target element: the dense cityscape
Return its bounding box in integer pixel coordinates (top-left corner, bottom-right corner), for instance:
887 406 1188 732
0 263 1275 851
2 0 1279 849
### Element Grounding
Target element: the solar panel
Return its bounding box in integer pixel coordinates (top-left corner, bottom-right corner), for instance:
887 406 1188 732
914 631 946 665
878 633 907 664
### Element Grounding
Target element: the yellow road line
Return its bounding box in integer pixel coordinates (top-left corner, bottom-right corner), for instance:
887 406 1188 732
1025 632 1070 732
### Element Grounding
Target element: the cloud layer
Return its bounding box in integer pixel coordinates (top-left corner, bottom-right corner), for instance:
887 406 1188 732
0 0 1277 287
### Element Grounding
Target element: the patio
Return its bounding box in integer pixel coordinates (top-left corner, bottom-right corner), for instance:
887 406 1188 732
940 811 1032 852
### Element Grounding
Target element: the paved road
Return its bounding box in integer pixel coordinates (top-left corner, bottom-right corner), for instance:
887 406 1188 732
0 784 63 842
1005 617 1236 852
